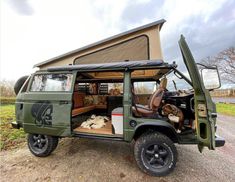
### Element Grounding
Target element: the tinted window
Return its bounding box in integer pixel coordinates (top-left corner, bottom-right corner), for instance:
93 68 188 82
30 74 73 92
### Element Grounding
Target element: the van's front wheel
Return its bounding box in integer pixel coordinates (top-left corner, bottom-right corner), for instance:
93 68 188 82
134 132 177 176
27 134 58 157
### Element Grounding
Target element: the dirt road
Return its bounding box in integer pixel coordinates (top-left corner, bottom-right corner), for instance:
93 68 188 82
1 114 235 182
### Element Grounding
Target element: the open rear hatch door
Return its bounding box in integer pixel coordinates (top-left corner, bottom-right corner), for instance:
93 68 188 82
178 35 215 151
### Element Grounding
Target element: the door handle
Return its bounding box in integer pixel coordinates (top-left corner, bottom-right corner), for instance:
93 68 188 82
59 101 68 105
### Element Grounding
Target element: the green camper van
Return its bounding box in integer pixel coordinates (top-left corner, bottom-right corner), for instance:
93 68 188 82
12 34 225 176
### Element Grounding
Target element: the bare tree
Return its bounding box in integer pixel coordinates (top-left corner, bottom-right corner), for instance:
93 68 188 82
0 79 16 97
201 47 235 84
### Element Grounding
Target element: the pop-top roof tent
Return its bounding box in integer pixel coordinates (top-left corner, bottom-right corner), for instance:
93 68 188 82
34 19 166 79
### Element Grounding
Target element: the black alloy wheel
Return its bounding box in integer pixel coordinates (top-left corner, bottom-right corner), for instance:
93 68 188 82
32 134 48 150
28 134 58 157
134 132 177 176
144 143 170 169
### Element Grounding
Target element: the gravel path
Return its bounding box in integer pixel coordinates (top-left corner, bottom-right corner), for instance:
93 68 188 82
1 114 234 182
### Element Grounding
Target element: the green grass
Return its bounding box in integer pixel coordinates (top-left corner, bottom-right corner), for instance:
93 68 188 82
0 97 16 105
216 103 235 116
0 104 26 150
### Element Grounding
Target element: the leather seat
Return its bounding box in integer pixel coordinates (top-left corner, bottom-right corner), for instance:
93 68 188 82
132 77 167 117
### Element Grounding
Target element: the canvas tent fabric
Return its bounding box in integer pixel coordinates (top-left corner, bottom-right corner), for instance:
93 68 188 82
74 35 149 65
34 19 166 69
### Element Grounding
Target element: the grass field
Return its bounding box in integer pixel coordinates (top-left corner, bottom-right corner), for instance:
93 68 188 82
0 104 26 150
0 97 16 104
216 103 235 116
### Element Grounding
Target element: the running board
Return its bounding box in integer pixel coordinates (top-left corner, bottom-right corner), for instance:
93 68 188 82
73 133 124 141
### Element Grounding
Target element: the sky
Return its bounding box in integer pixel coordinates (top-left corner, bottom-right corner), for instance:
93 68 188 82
1 0 235 82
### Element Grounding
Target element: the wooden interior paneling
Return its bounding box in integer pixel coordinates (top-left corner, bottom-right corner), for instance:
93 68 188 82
74 120 113 135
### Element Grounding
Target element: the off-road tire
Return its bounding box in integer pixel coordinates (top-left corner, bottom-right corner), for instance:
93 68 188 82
51 137 59 152
14 75 28 95
134 132 177 176
28 134 58 157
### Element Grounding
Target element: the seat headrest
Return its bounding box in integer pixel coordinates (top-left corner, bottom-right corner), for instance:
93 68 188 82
160 77 167 89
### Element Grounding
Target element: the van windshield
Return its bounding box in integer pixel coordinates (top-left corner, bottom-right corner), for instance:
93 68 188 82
30 74 73 92
166 71 192 91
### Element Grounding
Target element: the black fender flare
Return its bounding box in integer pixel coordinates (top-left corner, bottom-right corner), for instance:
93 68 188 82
133 121 179 143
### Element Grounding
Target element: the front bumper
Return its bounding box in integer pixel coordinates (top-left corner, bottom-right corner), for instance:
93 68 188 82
11 121 21 129
215 135 225 147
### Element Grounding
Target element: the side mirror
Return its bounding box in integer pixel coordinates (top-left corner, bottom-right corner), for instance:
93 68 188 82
201 68 221 90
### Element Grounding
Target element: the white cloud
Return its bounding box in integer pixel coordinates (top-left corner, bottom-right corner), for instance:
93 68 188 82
0 0 234 83
0 0 125 80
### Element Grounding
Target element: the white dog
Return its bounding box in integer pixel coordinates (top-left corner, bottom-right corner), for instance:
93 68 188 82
81 115 109 129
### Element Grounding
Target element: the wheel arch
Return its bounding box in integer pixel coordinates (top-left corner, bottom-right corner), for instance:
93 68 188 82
133 122 179 143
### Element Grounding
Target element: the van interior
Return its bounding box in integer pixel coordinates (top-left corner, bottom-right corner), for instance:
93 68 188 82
71 71 124 137
71 69 196 136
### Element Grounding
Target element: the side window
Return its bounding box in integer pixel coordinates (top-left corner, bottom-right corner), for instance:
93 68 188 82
134 81 157 94
30 74 73 92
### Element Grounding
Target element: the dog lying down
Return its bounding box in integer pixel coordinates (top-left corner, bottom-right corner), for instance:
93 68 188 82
81 115 109 129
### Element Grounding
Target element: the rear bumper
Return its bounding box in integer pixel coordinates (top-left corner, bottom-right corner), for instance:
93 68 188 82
215 135 225 147
11 121 21 129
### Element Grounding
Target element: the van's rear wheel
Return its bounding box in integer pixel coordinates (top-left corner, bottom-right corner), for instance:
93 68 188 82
134 132 177 176
27 134 58 157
